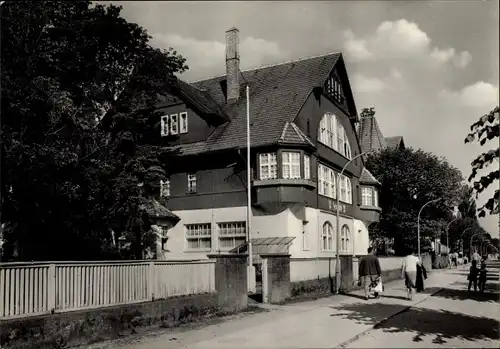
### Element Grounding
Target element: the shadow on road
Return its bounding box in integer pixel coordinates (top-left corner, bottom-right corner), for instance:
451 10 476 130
329 301 499 344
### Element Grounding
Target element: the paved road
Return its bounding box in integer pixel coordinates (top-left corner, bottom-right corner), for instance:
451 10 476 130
344 263 500 348
84 265 496 349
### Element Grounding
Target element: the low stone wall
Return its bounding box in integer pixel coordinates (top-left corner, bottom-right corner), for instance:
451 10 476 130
0 293 218 349
290 277 334 298
0 255 248 349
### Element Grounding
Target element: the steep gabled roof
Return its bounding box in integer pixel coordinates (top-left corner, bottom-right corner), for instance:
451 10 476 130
181 52 342 153
357 110 387 153
278 122 315 147
359 168 381 185
385 136 405 149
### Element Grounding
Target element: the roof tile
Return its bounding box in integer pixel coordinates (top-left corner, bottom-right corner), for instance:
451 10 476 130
185 53 341 152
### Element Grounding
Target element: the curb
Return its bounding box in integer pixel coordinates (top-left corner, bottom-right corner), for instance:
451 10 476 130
335 271 464 348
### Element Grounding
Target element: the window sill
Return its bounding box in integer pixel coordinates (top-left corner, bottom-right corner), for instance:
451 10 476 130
253 178 317 188
360 205 382 212
184 248 211 253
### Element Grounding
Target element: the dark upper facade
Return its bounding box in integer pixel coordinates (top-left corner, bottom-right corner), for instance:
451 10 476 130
155 28 381 223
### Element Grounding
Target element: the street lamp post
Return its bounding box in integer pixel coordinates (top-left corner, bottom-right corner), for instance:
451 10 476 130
481 240 490 256
460 227 474 256
446 217 459 254
335 150 373 294
417 198 441 258
469 232 484 258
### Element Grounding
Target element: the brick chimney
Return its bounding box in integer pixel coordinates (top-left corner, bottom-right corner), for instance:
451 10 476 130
225 27 240 103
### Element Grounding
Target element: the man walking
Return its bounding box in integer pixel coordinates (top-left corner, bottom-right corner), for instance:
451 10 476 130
358 247 382 300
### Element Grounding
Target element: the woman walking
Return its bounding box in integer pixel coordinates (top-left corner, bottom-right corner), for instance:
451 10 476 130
401 247 421 300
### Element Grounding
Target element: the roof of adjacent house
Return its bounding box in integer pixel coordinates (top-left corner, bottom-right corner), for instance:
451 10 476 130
359 168 381 185
385 136 404 149
357 112 387 153
173 52 342 155
140 198 180 220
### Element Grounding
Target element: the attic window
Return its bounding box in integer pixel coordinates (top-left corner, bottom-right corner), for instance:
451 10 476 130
326 75 344 104
161 115 169 136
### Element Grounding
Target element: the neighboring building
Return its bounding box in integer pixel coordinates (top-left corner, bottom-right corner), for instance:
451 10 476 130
357 107 405 153
153 27 381 262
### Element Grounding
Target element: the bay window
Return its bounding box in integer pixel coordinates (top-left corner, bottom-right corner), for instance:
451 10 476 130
304 154 310 180
361 186 378 206
259 153 277 180
282 152 301 179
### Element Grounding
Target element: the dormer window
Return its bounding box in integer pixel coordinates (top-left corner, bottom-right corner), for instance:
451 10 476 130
170 114 178 135
161 115 169 136
160 179 170 197
180 112 188 133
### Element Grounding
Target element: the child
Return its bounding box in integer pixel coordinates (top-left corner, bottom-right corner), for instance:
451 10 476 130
478 262 487 293
467 263 478 292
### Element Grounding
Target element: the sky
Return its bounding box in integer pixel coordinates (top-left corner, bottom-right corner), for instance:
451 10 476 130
114 0 499 236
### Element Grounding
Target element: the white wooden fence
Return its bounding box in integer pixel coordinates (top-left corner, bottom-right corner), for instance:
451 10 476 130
290 257 337 282
0 260 215 319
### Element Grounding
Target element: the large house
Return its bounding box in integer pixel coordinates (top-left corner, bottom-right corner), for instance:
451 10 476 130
154 28 381 264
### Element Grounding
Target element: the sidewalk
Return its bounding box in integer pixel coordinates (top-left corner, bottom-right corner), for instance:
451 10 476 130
87 268 465 349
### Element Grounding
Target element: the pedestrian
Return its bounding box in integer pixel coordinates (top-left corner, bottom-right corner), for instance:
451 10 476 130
452 252 458 267
467 262 479 292
478 261 487 293
471 249 481 268
358 246 382 300
401 247 421 301
416 261 428 292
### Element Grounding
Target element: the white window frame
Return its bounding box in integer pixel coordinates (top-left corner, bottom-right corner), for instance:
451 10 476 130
170 113 178 135
318 113 351 160
361 187 374 206
160 115 169 136
321 222 334 251
217 221 246 251
185 223 212 251
179 112 188 134
187 173 197 193
282 151 301 179
343 129 352 159
341 225 350 252
259 153 277 180
336 119 344 154
318 164 337 199
318 113 338 151
304 154 310 180
160 179 170 197
374 188 379 207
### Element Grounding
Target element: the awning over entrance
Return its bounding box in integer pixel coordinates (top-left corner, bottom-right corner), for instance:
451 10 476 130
229 237 295 256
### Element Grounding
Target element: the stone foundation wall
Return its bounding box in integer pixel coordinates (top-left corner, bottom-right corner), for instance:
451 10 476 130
0 293 218 349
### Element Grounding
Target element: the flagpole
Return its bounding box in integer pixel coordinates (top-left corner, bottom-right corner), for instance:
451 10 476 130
246 84 253 281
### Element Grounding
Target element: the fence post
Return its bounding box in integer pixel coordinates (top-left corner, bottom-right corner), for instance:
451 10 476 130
48 264 56 314
148 261 155 301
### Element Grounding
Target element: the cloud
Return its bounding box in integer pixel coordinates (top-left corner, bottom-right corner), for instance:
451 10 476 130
351 74 385 93
343 19 472 69
150 33 287 81
440 82 499 109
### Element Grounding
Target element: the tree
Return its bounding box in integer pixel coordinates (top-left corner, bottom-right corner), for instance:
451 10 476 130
366 147 464 255
1 1 187 261
464 106 499 217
